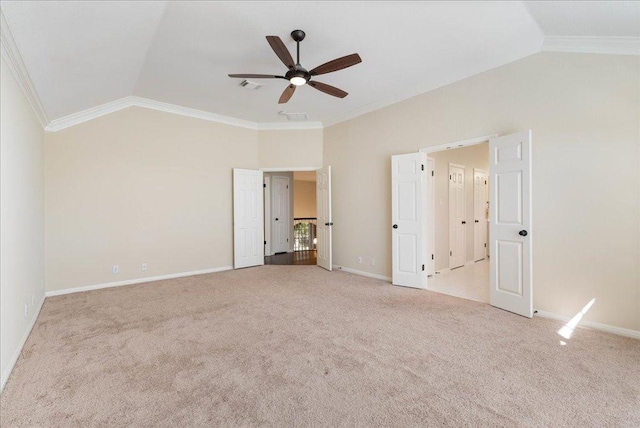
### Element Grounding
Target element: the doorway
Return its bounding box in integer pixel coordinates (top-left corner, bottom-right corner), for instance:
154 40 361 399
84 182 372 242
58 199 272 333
392 131 533 318
233 166 333 271
427 144 490 303
264 171 317 265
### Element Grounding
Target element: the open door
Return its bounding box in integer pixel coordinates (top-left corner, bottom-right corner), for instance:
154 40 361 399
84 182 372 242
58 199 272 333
489 130 532 317
392 152 427 289
233 168 264 269
316 166 332 271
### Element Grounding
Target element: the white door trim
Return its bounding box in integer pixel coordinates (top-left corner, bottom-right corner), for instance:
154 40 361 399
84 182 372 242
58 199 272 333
260 167 320 172
264 176 272 256
419 134 498 154
473 168 488 262
426 157 435 276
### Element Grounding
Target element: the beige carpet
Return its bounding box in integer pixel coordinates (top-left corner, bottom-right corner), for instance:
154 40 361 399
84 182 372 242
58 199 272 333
1 266 639 427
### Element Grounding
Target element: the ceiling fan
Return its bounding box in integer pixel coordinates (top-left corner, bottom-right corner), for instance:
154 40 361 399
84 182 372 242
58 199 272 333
228 29 362 104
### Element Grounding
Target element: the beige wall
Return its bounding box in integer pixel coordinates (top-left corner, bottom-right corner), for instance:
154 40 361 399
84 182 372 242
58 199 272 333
430 143 489 270
293 180 317 219
324 52 640 331
258 129 323 169
45 106 258 292
1 57 45 390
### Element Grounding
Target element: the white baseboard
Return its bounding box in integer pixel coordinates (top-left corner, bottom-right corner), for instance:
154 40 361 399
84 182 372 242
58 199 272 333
45 266 233 297
332 265 392 282
1 295 45 393
535 310 640 340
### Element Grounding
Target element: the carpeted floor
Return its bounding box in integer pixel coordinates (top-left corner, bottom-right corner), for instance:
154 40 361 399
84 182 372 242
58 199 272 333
1 266 639 427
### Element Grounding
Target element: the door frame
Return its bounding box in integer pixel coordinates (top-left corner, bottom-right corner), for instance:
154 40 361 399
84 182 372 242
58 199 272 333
448 163 466 270
260 167 321 260
473 168 488 262
264 175 272 256
426 157 435 275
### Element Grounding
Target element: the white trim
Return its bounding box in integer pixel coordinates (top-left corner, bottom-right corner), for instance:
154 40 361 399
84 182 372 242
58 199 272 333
0 11 49 128
542 36 640 56
332 264 392 282
420 134 497 154
44 95 324 132
259 167 320 172
535 310 640 340
1 295 45 393
45 266 233 297
257 121 323 130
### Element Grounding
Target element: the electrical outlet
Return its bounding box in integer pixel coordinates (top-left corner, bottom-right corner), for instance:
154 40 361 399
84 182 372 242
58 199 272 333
370 259 376 266
141 263 147 271
112 265 119 274
357 256 363 264
24 303 29 318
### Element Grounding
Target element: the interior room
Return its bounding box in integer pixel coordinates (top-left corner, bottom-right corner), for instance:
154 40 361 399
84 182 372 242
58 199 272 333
427 142 491 303
1 1 639 426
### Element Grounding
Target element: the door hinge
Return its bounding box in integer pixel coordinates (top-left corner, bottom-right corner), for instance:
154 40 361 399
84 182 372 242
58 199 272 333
422 264 425 271
450 251 452 256
450 174 452 180
431 254 434 260
485 180 487 185
264 240 267 245
263 183 266 188
287 238 289 242
287 185 289 189
432 171 434 176
484 243 487 248
421 164 424 171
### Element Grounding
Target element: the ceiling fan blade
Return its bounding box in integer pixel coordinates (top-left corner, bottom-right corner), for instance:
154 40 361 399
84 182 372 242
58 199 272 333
266 36 296 71
309 53 362 76
279 84 296 104
308 81 348 98
228 74 286 79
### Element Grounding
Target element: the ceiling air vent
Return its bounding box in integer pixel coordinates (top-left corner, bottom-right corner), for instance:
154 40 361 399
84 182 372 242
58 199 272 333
279 111 308 121
240 80 262 90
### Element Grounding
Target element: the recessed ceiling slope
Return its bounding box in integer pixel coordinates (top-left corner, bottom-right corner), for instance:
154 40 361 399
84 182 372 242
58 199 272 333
4 1 636 130
1 1 167 119
134 1 543 125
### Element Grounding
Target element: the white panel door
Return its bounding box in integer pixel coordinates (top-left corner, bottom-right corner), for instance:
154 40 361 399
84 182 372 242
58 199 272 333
426 157 435 275
474 169 488 261
316 166 332 271
272 176 290 254
489 130 533 318
233 169 264 269
392 152 427 289
449 164 466 269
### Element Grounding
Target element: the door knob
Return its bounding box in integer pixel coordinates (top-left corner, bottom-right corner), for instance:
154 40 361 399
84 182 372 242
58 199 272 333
462 221 466 224
325 222 333 226
275 218 279 221
519 230 528 236
475 220 479 223
393 224 398 229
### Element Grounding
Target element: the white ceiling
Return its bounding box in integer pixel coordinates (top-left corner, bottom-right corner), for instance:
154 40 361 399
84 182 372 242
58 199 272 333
1 1 637 127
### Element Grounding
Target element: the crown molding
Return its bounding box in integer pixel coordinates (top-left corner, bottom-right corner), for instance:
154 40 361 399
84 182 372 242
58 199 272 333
542 36 640 56
257 121 323 131
0 10 49 128
45 95 325 132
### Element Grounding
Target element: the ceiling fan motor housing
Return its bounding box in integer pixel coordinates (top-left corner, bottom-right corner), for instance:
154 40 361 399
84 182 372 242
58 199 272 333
286 66 310 84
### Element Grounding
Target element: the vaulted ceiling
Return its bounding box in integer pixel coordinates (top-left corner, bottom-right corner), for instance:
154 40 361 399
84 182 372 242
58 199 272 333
1 1 638 128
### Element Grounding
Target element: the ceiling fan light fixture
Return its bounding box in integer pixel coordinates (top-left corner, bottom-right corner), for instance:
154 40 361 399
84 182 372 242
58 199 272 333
290 76 307 86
